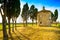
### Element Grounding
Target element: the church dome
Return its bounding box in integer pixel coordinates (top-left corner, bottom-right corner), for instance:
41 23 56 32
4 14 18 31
38 6 52 13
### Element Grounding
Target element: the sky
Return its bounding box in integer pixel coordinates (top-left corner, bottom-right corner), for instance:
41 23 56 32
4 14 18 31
21 0 60 7
0 0 60 23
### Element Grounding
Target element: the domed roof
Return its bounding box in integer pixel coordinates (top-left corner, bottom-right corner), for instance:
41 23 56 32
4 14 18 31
38 6 52 13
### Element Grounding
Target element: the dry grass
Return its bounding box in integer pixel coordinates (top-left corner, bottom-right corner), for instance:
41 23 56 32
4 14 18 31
0 24 60 40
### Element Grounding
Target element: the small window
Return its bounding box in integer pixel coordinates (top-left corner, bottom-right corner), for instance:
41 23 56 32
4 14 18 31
40 22 42 24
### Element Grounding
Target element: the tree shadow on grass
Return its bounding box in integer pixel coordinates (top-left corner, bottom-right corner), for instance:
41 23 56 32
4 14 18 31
54 30 60 40
13 31 22 40
16 30 30 40
0 37 3 40
9 33 14 40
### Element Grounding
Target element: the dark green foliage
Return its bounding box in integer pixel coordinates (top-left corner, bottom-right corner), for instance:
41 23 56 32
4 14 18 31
51 9 58 22
30 5 35 19
21 3 29 21
12 0 20 30
34 8 38 24
54 9 58 21
21 3 29 26
51 12 54 21
6 0 14 34
0 0 8 40
34 8 38 20
13 0 20 18
5 0 20 33
29 5 38 25
0 0 4 3
29 5 35 25
51 13 54 18
6 0 13 18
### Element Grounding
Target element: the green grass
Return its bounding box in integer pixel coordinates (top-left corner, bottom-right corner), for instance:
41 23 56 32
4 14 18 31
0 23 60 30
0 23 35 30
0 23 2 30
51 23 60 27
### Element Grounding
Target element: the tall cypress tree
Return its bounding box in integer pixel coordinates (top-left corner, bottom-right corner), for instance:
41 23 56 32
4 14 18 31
34 8 38 25
54 9 58 22
21 3 29 26
29 5 35 25
12 0 20 31
0 0 8 40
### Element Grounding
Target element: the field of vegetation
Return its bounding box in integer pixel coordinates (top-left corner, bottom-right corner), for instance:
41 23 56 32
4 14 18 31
0 23 60 40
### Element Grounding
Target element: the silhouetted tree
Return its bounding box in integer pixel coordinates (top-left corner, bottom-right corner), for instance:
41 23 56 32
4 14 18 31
0 0 8 40
21 3 29 26
34 8 38 25
54 9 58 22
51 12 54 22
29 5 35 25
6 0 17 34
12 0 20 31
0 0 4 3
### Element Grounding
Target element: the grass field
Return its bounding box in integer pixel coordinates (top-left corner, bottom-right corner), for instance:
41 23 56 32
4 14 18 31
0 23 60 40
0 23 60 29
0 23 37 30
0 23 23 30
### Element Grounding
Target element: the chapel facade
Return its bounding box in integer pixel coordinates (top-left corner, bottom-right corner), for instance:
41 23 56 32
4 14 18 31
37 6 52 26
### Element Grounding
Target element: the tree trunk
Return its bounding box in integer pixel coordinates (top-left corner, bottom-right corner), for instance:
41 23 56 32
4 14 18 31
15 20 17 30
8 17 11 34
23 20 25 27
36 18 37 25
32 19 34 26
0 7 8 40
54 17 56 22
2 15 8 40
36 20 37 25
26 20 27 26
12 19 14 32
